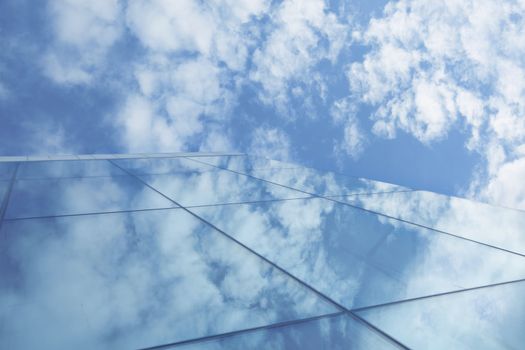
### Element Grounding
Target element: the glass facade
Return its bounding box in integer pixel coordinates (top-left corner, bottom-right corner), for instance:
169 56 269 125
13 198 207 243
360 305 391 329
0 153 523 349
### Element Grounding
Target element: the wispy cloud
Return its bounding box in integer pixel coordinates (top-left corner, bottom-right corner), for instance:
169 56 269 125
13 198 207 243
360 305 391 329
348 0 525 208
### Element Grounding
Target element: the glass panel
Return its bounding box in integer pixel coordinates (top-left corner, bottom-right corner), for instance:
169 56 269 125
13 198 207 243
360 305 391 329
187 155 301 171
0 162 16 180
188 156 408 196
5 176 176 219
356 280 525 349
17 160 127 179
138 171 311 207
190 198 525 309
0 181 9 205
0 209 338 350
174 314 398 350
335 190 525 255
113 157 215 176
248 168 409 196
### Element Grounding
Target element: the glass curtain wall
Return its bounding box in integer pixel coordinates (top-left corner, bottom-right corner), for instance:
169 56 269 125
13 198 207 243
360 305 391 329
0 154 524 349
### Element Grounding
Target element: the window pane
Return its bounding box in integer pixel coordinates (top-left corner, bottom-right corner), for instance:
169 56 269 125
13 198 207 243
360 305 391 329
0 162 16 180
0 209 338 350
137 171 310 207
175 314 398 350
190 198 525 309
188 156 408 196
113 157 215 176
5 175 176 219
17 160 126 179
356 280 525 349
187 155 300 171
335 190 525 255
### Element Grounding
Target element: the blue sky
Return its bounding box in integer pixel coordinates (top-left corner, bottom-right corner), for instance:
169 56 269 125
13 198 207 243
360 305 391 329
1 0 524 209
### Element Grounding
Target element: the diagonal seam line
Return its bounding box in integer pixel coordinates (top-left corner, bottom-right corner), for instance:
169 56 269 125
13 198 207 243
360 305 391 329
0 163 20 231
2 206 180 222
184 156 412 192
107 159 409 349
185 155 412 198
1 197 315 222
351 277 525 313
137 311 345 350
348 311 410 349
106 161 346 311
185 156 525 259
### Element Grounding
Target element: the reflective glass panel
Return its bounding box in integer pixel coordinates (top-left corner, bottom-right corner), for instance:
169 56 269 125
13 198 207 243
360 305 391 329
0 162 16 180
138 171 311 207
187 155 301 172
0 181 9 206
113 157 215 176
356 280 525 349
189 156 408 196
0 209 338 350
174 314 399 350
334 190 525 255
190 198 525 309
17 160 127 179
5 176 176 219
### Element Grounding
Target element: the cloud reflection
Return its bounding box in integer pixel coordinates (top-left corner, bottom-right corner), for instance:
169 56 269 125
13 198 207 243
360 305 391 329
335 190 525 255
191 198 525 309
0 209 337 349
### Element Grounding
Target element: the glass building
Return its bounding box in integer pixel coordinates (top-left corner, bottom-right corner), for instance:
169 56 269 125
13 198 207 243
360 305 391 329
0 152 524 349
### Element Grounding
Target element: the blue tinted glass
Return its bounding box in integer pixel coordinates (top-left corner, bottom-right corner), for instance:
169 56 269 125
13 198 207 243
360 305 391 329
0 209 338 350
190 198 525 308
17 160 127 179
356 280 525 349
113 157 215 176
138 170 311 207
251 168 409 196
0 163 16 180
0 181 9 205
174 314 398 349
5 176 176 219
187 155 300 171
188 156 408 196
335 190 525 255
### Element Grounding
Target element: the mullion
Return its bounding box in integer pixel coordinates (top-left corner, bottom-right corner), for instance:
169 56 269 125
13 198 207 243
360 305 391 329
0 162 20 231
139 311 346 350
185 156 525 259
351 276 525 314
106 159 409 349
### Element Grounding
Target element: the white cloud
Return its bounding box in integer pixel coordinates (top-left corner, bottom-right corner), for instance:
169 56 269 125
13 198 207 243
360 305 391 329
0 80 10 100
249 127 291 161
480 156 525 210
331 98 366 159
350 0 525 209
126 0 214 54
43 0 123 84
250 0 348 113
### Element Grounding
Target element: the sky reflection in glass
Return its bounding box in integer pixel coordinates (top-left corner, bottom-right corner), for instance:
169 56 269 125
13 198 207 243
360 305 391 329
188 155 408 196
5 176 177 219
16 160 128 179
334 190 525 256
356 281 525 349
0 209 338 350
191 198 525 308
0 162 16 180
1 155 524 349
175 313 398 350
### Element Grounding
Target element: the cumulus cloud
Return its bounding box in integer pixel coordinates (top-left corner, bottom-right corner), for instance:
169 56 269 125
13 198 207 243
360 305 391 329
250 0 348 114
349 0 525 209
249 127 292 161
331 97 366 159
43 0 123 84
